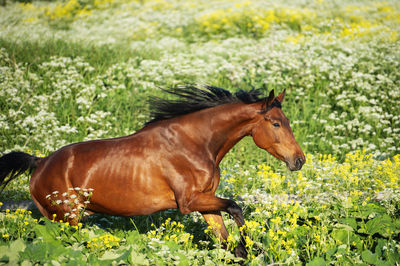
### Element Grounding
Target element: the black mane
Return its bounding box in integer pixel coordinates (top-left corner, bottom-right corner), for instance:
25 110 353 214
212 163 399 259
146 85 266 125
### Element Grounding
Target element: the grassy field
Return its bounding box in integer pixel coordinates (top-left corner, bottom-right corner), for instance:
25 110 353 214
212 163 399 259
1 0 400 264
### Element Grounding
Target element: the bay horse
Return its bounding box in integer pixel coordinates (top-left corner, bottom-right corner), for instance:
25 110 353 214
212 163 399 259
0 85 305 257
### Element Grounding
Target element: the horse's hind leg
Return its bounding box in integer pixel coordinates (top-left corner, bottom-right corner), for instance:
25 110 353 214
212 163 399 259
32 193 91 225
31 192 66 221
31 193 53 220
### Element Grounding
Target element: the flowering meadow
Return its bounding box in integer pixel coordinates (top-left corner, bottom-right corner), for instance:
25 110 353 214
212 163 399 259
1 0 400 264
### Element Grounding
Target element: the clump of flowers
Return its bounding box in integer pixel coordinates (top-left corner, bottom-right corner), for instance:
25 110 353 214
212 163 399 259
86 234 120 253
147 218 194 248
0 204 37 242
195 2 317 39
40 0 115 23
237 220 265 260
46 187 93 223
258 164 286 194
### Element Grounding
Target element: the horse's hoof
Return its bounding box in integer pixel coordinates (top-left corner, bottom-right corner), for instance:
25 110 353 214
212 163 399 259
234 243 248 258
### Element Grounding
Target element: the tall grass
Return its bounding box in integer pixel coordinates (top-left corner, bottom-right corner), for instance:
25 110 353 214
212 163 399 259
0 38 158 73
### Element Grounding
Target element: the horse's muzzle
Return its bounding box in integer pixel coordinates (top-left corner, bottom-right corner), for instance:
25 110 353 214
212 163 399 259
287 156 305 171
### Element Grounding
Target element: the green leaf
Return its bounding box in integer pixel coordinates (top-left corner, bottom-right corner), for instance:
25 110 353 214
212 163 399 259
358 204 387 219
365 215 393 237
100 247 142 265
10 239 26 262
306 257 326 266
125 230 141 245
339 218 358 230
374 238 386 256
0 254 9 264
388 249 400 264
20 241 68 263
9 238 26 252
129 249 149 265
20 260 33 266
336 244 347 254
331 229 363 251
87 253 101 264
101 249 122 261
376 261 392 266
334 223 354 232
325 247 337 260
361 250 378 265
0 239 27 264
34 221 60 243
331 229 357 244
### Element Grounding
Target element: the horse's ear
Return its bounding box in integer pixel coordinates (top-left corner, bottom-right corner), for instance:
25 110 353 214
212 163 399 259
266 90 275 106
261 90 276 112
276 89 286 103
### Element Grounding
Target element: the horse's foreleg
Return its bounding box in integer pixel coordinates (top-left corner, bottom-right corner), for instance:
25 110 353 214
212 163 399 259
201 211 247 257
201 211 229 242
178 192 248 258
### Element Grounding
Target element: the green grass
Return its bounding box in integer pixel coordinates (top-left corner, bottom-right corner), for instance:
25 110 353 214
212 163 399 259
0 37 158 74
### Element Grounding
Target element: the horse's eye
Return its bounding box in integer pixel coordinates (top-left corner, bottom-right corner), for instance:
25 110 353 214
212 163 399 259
273 123 280 128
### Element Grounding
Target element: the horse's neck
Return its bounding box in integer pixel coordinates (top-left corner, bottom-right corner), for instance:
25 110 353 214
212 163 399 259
200 102 261 164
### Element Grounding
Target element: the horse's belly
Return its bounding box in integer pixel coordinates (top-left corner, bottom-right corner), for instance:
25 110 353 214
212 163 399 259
86 182 177 216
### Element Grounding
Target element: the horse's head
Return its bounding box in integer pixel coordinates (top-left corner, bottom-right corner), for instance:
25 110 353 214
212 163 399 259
251 90 305 171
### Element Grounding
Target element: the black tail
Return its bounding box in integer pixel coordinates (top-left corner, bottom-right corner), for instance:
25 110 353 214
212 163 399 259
0 152 40 194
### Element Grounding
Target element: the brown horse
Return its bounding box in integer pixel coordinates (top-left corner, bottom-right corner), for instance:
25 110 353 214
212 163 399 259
0 85 305 257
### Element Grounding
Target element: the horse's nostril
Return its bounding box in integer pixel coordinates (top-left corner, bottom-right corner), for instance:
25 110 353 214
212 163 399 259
295 157 304 169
